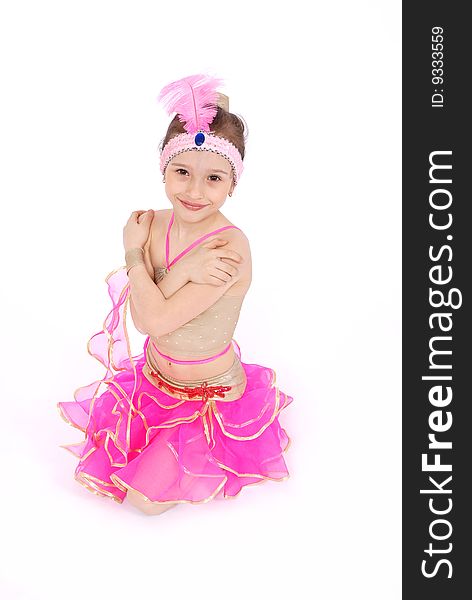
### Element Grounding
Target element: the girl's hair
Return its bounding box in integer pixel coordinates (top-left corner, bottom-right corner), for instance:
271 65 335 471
159 106 249 161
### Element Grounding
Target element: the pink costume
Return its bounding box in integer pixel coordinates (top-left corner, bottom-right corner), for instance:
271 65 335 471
57 213 293 505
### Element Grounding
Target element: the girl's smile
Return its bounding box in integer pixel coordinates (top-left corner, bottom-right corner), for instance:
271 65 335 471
178 197 210 210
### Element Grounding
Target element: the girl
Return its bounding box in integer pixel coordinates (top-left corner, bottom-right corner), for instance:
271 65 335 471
57 74 293 515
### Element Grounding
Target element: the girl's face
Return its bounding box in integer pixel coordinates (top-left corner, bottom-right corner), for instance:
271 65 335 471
165 150 235 221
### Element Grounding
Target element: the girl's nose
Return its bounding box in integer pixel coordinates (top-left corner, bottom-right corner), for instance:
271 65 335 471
186 178 204 198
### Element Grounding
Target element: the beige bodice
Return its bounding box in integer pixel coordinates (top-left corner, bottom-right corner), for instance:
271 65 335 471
151 266 244 358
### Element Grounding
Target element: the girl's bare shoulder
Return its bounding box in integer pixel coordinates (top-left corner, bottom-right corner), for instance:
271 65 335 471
152 208 172 233
224 226 251 262
210 215 252 276
218 226 252 296
144 209 172 269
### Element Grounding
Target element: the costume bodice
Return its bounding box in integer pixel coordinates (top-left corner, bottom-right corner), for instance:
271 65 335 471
151 267 244 357
149 212 244 360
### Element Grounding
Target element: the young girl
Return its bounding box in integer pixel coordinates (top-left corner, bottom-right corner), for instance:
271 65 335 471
57 74 293 515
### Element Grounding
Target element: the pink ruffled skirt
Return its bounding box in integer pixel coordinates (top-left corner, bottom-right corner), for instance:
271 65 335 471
57 267 293 506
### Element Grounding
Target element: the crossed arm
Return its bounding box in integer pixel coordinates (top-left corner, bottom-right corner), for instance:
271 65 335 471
129 247 190 334
128 262 242 338
128 234 250 338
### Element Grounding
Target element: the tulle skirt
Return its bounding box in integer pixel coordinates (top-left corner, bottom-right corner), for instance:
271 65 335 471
56 266 293 506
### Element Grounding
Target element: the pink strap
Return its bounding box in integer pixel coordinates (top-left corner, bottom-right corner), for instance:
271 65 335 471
151 339 233 365
165 211 240 270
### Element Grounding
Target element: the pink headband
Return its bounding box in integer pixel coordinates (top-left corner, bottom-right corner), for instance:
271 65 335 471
157 74 244 185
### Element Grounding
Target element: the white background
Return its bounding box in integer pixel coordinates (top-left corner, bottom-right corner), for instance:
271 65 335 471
0 1 401 599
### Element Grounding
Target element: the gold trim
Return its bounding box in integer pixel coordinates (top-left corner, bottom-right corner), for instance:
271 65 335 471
283 433 292 453
213 454 290 481
75 472 124 503
209 400 216 449
219 433 292 500
109 473 228 506
81 472 121 488
56 402 86 433
122 290 137 452
59 442 84 457
219 400 271 428
212 386 281 441
80 444 98 462
223 475 288 500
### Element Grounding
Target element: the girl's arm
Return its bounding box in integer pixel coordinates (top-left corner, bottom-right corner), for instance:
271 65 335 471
156 263 189 298
143 219 189 298
128 213 245 334
129 240 189 333
128 231 251 338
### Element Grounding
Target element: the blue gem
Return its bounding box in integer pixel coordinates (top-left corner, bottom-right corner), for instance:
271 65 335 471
195 132 205 146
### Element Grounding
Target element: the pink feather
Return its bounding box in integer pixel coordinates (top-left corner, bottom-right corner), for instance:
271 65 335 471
157 74 224 134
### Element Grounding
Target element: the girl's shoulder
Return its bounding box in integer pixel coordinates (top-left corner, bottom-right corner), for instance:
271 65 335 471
217 223 252 292
144 209 172 269
152 208 173 231
205 213 251 267
215 214 251 248
221 225 251 261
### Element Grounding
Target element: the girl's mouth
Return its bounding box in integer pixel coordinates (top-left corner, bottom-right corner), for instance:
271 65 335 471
179 199 208 211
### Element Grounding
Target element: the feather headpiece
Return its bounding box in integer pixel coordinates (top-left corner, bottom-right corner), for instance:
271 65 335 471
157 74 244 185
157 73 223 134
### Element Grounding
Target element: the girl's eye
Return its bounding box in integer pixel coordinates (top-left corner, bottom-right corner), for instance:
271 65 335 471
174 169 220 182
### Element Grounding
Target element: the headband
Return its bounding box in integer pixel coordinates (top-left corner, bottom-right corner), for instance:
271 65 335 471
157 74 244 185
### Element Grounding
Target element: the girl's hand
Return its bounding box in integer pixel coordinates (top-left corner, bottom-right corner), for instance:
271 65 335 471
123 210 154 251
180 236 243 286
